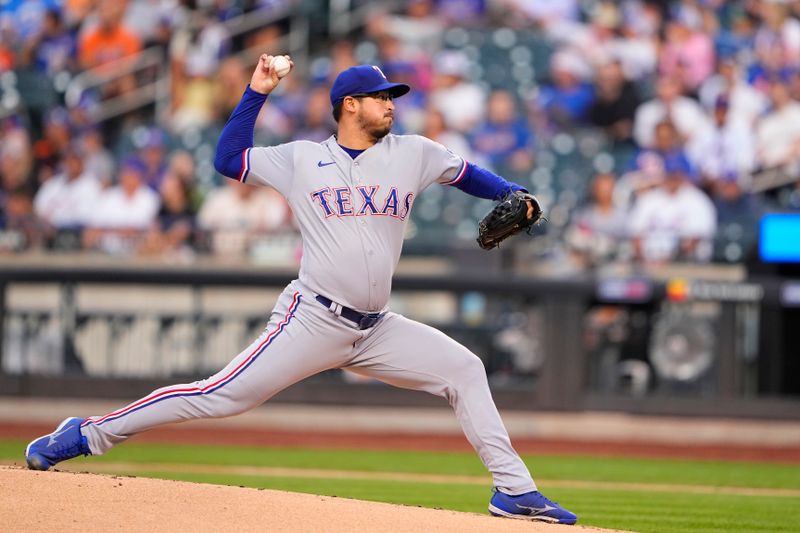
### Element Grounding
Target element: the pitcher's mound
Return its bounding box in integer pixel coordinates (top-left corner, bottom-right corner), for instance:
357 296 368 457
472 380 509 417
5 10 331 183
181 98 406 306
0 465 624 532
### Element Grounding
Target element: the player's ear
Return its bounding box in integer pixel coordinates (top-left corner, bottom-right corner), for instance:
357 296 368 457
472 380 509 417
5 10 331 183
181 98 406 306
342 96 359 114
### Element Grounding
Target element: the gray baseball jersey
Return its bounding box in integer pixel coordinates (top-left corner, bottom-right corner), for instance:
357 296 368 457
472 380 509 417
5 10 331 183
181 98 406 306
243 134 466 312
79 132 537 496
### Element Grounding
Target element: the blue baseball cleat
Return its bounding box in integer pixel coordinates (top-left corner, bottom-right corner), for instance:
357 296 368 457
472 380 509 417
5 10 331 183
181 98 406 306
489 488 578 524
25 417 91 471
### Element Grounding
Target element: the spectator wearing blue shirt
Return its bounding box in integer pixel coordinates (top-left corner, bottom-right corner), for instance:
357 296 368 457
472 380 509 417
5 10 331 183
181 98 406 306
0 0 61 43
713 6 756 61
22 8 76 75
535 50 595 130
747 43 794 95
628 120 698 183
136 128 169 192
618 120 699 207
470 89 535 178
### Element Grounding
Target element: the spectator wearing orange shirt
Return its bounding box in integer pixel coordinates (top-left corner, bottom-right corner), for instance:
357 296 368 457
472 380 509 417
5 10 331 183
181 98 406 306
78 2 140 99
78 2 141 70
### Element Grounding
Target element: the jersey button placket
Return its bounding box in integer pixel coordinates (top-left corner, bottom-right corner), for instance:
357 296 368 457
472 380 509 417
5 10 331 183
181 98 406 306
351 159 375 308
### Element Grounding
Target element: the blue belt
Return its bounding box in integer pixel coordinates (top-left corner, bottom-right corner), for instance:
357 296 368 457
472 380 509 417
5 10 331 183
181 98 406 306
315 295 384 330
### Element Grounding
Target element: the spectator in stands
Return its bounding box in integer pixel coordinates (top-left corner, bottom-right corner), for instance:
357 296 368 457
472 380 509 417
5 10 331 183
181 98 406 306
374 29 432 98
213 56 251 123
170 6 231 83
0 0 61 44
545 1 657 82
62 0 93 29
747 42 794 95
165 150 201 211
658 4 715 96
33 107 73 179
170 7 232 133
754 77 800 170
78 127 115 186
197 179 290 257
429 50 485 133
470 89 535 178
326 39 358 86
136 127 169 191
422 108 476 163
78 1 141 100
83 158 160 255
689 95 756 192
122 0 176 50
698 55 769 127
249 75 300 144
629 154 717 264
78 2 141 71
752 0 800 64
0 126 36 248
171 55 218 132
540 1 619 60
0 123 33 194
378 0 444 57
381 62 428 134
33 146 101 248
632 75 710 149
589 59 641 146
565 172 627 267
713 170 759 232
786 179 800 211
713 4 756 61
138 173 196 258
294 86 336 143
22 8 76 76
615 3 661 81
0 38 14 74
790 69 800 102
534 49 594 130
622 120 697 205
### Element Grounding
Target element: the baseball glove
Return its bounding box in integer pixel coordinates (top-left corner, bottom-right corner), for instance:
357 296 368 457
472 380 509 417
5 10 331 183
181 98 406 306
477 190 544 250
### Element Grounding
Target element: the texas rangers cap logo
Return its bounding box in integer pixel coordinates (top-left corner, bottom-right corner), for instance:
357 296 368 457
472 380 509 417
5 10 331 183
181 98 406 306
371 65 387 79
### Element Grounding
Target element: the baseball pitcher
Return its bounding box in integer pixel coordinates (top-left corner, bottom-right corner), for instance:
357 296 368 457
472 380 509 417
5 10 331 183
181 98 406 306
25 55 575 525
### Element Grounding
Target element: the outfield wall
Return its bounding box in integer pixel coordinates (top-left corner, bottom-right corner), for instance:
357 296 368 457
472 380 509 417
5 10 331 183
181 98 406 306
1 258 799 419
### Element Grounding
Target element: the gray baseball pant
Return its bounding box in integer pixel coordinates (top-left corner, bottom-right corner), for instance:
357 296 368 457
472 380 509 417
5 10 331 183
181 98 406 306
80 280 537 495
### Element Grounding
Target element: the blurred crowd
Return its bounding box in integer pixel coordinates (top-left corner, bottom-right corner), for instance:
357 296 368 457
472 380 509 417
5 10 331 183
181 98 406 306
1 0 800 268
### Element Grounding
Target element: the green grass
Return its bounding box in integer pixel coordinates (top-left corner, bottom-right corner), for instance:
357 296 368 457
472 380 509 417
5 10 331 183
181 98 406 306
4 439 799 533
5 441 799 489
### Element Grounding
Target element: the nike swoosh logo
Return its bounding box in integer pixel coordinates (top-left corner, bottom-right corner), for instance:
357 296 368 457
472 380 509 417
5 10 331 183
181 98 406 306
47 425 73 447
515 503 557 516
317 161 335 167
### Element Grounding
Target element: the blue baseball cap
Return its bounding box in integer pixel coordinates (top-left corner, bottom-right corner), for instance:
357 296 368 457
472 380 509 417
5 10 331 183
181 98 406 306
329 65 411 106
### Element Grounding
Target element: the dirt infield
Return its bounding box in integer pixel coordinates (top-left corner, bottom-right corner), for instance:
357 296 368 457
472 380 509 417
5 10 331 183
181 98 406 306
0 466 625 533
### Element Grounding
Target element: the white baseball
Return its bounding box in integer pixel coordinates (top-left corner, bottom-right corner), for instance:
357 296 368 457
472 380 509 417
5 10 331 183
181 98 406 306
271 56 291 78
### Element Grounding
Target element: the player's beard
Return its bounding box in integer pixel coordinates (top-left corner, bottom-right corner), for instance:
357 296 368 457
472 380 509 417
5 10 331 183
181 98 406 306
358 110 393 141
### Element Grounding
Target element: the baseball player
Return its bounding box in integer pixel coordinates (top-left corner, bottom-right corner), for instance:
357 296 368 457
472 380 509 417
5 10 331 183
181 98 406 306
25 55 576 525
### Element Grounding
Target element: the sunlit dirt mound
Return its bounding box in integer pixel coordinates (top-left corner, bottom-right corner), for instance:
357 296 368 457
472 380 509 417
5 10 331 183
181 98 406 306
0 465 627 533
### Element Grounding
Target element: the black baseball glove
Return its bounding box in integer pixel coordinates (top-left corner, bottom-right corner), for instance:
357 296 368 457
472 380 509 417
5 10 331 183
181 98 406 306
477 190 544 250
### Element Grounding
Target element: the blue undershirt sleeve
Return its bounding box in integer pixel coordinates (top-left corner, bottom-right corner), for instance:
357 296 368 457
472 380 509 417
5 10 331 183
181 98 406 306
450 162 525 200
213 85 268 179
